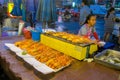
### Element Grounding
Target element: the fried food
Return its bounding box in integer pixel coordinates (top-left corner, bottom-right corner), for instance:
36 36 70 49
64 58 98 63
14 39 74 70
45 32 93 44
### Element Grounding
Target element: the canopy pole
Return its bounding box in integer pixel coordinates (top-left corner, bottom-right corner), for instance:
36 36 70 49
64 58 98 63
112 0 116 7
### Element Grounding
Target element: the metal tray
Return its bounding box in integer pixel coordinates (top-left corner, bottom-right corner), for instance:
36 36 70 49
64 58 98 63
94 49 120 70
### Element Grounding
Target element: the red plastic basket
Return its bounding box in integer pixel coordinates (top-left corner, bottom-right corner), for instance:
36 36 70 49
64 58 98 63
23 28 31 39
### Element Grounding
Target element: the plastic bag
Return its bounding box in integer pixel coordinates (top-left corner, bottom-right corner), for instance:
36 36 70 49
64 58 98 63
35 23 42 33
18 20 25 35
23 27 32 39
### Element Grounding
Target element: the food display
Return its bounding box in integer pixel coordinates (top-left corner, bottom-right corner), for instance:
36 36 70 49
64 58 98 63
14 32 98 70
44 32 95 45
14 39 73 70
94 49 120 70
41 32 98 60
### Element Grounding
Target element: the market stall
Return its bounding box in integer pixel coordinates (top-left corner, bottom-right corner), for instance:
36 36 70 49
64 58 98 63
0 35 120 80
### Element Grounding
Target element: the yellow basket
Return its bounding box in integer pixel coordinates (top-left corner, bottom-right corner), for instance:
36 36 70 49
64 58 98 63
41 34 87 60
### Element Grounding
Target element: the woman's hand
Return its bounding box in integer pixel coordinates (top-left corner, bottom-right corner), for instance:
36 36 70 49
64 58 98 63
89 39 98 44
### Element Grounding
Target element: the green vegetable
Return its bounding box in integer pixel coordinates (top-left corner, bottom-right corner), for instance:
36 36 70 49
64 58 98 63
22 51 27 55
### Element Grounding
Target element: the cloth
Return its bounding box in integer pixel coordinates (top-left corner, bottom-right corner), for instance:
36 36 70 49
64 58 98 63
11 0 22 16
104 13 115 33
79 5 91 25
36 0 57 22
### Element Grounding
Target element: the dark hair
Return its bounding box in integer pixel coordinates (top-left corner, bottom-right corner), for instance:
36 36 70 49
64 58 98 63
83 14 96 24
115 18 120 23
106 7 115 18
82 0 88 5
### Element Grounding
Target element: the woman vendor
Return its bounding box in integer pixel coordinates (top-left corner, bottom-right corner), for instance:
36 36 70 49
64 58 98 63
78 14 99 42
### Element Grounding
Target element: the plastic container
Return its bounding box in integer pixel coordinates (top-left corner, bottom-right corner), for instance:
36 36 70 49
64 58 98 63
23 28 31 39
31 30 41 41
7 31 18 36
2 31 8 37
18 21 25 35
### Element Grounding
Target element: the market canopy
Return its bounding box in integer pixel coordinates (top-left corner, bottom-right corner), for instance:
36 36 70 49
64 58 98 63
0 0 8 4
11 0 22 16
4 0 9 4
36 0 57 22
26 0 39 23
21 0 26 21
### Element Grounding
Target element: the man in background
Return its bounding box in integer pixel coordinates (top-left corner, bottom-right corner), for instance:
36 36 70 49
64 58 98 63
79 0 91 26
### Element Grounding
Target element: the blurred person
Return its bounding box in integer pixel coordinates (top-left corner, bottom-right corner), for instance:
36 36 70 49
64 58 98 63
112 18 120 46
0 3 8 28
0 3 3 26
0 3 3 36
2 3 8 18
79 0 91 26
63 7 71 21
78 14 99 41
103 7 116 42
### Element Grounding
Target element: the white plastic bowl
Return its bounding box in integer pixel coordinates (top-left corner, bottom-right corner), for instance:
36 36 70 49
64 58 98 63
99 41 106 46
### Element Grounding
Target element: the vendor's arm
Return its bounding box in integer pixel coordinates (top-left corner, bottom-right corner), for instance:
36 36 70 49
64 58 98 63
92 27 99 41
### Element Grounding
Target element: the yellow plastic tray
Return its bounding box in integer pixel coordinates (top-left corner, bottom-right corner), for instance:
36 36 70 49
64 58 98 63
41 34 87 60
